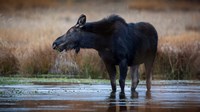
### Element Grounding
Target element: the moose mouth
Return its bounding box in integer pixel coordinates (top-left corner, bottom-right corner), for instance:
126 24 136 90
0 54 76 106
52 44 65 52
53 43 80 53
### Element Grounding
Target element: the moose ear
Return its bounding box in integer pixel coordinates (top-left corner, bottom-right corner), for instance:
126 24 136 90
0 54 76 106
76 14 86 28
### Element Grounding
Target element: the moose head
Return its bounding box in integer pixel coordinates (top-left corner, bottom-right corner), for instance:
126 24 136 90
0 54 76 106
52 14 87 53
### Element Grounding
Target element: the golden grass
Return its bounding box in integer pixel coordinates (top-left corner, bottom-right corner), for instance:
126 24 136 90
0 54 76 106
19 45 57 75
129 0 200 11
0 0 59 11
0 45 19 75
1 28 200 79
0 17 60 75
0 12 199 79
75 49 107 78
5 0 199 12
156 32 200 79
0 20 106 77
0 0 199 79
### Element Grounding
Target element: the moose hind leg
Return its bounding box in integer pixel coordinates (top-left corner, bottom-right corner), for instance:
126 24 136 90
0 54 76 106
144 60 154 91
105 63 117 92
130 65 139 92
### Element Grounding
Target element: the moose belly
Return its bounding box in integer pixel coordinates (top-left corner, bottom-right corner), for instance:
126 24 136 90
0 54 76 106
98 50 145 66
98 51 118 65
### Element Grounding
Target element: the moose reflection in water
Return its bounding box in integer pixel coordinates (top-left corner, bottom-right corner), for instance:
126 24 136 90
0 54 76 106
52 14 158 94
107 91 152 112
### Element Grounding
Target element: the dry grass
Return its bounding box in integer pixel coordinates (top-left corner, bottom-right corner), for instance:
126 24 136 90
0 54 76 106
19 45 57 75
75 50 107 79
0 0 59 12
0 21 106 77
156 32 200 79
0 19 60 76
0 11 199 79
129 0 200 11
0 0 199 79
0 45 19 76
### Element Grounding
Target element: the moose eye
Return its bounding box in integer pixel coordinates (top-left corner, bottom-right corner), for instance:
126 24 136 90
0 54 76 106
67 28 74 34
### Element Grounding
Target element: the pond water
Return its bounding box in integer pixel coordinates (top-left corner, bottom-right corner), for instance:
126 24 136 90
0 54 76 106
0 81 200 112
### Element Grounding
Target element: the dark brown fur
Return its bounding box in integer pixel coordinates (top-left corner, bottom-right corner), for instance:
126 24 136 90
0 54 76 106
52 14 158 93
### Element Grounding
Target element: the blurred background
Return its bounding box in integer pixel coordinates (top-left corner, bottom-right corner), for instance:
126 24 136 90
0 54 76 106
0 0 200 80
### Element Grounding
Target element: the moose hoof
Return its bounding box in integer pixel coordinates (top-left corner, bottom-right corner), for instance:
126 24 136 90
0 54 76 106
119 92 126 99
131 91 138 98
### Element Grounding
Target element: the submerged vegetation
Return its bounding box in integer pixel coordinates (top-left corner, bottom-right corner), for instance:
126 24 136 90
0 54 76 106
0 76 110 85
0 0 199 80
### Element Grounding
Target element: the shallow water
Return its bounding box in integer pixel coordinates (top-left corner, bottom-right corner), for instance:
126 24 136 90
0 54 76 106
0 81 200 112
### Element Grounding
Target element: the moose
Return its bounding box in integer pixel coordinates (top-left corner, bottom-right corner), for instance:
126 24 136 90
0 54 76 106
52 14 158 93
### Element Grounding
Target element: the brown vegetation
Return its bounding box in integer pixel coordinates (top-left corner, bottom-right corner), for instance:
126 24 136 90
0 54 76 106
0 0 59 11
19 45 57 75
0 0 199 79
0 45 19 75
129 0 200 11
155 32 200 79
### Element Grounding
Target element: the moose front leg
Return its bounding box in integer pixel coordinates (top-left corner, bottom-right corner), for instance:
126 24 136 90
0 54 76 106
105 63 117 92
119 59 128 93
130 65 139 92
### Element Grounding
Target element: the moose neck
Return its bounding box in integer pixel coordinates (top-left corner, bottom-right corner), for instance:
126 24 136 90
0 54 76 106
79 33 99 50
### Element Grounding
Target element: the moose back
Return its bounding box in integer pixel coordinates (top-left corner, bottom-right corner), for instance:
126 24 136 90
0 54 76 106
52 14 158 93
